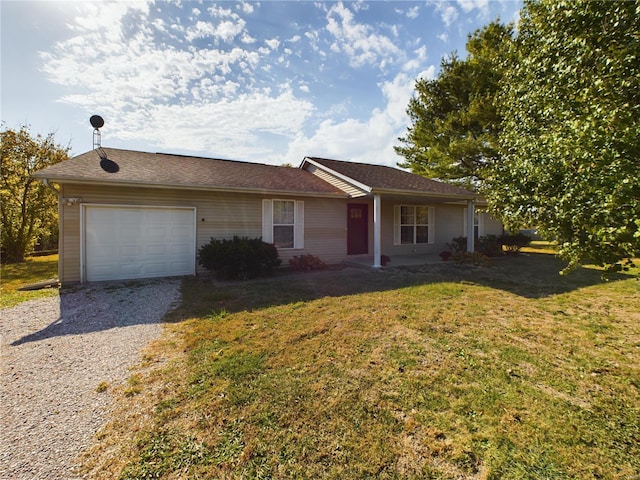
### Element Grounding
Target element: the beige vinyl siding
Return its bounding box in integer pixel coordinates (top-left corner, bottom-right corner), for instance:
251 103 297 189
59 185 82 283
483 213 503 236
305 164 368 198
57 184 348 283
379 202 465 256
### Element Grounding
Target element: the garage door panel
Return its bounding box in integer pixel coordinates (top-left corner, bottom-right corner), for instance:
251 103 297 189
147 244 168 256
85 206 196 282
170 244 192 255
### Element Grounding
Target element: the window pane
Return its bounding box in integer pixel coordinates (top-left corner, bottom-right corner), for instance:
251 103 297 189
416 226 429 243
400 206 414 225
400 226 414 244
273 200 294 224
416 206 429 225
274 225 294 248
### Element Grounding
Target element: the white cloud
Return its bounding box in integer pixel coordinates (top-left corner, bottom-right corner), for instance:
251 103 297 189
112 89 314 159
240 2 254 14
216 19 246 42
185 20 215 41
265 38 280 50
457 0 489 14
325 2 401 69
434 2 459 27
407 6 420 19
283 72 417 166
402 45 427 72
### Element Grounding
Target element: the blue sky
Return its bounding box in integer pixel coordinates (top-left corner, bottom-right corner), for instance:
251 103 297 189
1 1 521 166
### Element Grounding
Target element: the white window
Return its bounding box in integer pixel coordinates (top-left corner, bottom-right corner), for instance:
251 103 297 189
394 205 435 245
463 209 484 240
262 199 304 249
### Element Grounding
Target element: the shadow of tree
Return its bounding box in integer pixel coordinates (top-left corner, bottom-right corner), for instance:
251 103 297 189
166 253 634 322
8 254 633 345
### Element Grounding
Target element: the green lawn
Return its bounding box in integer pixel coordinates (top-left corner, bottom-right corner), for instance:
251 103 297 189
0 254 59 308
80 252 639 479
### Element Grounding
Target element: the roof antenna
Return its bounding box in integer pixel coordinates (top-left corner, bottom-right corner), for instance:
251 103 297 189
90 115 104 149
90 115 118 173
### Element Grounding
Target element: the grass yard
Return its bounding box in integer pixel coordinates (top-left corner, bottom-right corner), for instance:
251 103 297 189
82 252 639 479
0 254 59 308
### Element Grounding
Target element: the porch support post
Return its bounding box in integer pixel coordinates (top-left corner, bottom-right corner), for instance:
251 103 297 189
373 193 382 268
466 199 475 253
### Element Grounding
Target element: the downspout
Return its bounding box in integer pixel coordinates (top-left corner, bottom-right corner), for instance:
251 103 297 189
43 179 63 283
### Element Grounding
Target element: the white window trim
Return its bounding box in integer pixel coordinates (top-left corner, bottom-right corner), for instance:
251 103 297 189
393 205 435 245
262 199 304 249
463 208 484 238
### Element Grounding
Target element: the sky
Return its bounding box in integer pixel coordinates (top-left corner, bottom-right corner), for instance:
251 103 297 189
1 0 521 167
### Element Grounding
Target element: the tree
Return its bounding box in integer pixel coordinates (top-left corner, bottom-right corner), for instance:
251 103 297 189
486 0 639 273
395 22 513 189
1 125 69 262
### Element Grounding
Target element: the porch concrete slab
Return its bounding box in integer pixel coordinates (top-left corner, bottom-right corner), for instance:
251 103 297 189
344 254 443 269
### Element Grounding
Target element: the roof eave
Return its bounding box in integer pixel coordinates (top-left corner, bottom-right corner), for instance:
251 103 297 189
36 176 349 199
370 187 477 200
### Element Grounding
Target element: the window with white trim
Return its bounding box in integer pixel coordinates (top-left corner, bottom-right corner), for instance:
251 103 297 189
262 199 304 249
463 209 484 240
394 205 435 245
273 200 295 248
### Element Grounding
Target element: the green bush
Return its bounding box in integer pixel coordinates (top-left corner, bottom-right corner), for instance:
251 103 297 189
448 237 467 254
289 254 326 272
498 233 532 254
477 234 502 257
452 251 491 267
449 236 501 256
198 237 281 280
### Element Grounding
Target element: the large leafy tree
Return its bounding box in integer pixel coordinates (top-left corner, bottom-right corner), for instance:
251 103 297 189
395 22 513 189
1 125 69 262
486 0 639 272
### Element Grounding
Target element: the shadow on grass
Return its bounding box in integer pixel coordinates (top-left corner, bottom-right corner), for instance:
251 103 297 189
167 253 635 322
8 254 634 345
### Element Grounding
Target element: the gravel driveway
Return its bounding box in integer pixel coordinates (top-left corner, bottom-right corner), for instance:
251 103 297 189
0 279 182 480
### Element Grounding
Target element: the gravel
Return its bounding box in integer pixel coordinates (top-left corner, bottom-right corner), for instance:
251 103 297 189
0 279 182 480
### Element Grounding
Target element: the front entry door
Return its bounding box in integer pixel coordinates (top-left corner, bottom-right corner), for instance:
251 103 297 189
347 204 368 255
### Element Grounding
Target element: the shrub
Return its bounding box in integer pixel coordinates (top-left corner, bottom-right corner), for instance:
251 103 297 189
499 233 532 254
448 237 467 254
449 236 501 256
452 251 491 267
477 235 503 257
198 237 281 280
289 254 326 272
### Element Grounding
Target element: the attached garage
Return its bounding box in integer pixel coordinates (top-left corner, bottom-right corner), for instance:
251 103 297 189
82 205 196 282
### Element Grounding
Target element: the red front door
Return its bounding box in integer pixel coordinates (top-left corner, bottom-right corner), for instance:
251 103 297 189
347 204 368 255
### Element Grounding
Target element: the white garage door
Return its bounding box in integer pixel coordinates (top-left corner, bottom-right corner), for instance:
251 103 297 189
83 205 196 282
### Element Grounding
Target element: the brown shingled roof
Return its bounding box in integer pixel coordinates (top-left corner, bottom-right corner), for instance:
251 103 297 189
34 148 345 197
304 157 475 198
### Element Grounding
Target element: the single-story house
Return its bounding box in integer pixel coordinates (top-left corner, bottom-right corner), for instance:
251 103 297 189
33 148 502 284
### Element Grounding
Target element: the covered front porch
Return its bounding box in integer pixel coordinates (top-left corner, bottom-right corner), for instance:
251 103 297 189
361 193 477 269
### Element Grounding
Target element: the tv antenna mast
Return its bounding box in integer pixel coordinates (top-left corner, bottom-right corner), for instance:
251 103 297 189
90 115 104 149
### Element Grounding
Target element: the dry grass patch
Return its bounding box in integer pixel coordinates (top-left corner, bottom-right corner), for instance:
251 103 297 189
81 254 639 479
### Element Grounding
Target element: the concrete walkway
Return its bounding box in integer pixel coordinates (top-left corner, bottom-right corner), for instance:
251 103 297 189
344 253 443 269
